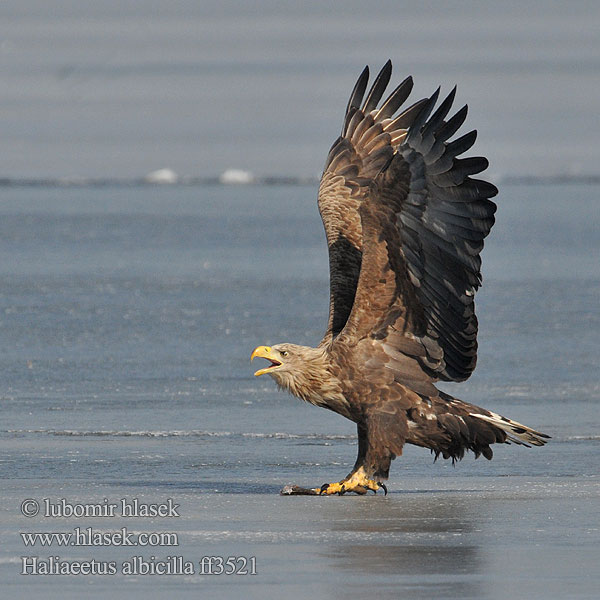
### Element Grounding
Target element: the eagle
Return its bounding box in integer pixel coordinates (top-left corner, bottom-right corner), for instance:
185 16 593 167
251 61 548 496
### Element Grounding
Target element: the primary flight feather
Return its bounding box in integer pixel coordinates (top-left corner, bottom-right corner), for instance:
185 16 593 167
251 61 548 496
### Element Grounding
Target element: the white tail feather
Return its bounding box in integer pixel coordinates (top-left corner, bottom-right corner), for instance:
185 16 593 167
470 412 549 447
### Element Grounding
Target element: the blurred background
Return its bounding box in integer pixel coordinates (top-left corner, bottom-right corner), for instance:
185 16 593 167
0 0 598 181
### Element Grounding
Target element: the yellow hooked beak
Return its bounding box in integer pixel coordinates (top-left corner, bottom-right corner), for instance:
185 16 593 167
250 346 282 376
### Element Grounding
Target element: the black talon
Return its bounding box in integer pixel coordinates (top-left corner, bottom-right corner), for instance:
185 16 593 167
338 484 346 496
379 482 388 496
319 483 329 495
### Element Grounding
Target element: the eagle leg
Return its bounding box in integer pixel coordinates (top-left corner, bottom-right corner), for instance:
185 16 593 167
279 423 392 496
310 421 392 495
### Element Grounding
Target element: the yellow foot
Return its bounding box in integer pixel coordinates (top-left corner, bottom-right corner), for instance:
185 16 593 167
316 480 386 495
279 481 387 496
316 469 387 496
279 468 388 496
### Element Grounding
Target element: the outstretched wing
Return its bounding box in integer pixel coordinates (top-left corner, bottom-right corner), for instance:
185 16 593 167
325 62 497 382
317 61 428 345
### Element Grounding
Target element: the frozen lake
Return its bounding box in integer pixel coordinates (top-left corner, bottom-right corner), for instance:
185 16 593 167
0 182 598 598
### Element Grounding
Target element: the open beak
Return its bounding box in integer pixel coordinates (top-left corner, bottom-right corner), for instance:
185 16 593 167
250 346 282 376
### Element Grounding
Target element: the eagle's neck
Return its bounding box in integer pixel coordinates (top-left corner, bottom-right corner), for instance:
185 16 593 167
270 345 350 418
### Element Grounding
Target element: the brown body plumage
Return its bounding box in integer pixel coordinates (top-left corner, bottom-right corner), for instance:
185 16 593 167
251 61 548 495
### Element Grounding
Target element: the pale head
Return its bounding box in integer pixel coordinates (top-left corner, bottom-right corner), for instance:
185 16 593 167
250 343 348 414
250 343 308 379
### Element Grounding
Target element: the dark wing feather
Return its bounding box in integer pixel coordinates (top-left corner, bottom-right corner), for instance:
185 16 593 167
318 62 426 345
327 64 497 382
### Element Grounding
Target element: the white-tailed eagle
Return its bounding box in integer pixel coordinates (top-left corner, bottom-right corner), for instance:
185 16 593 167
251 61 548 495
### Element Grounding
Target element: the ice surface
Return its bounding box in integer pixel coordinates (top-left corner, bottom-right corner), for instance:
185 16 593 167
0 183 598 598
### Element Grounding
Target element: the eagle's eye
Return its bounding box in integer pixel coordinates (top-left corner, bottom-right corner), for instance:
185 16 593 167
280 350 289 358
